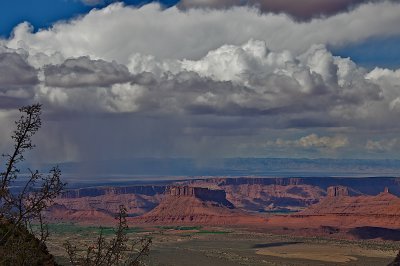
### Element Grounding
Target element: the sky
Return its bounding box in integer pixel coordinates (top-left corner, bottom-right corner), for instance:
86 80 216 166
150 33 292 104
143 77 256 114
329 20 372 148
1 0 400 165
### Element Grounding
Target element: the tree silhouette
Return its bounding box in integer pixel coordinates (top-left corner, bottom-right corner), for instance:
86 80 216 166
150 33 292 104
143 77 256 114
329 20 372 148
0 104 65 264
0 104 151 265
64 205 152 266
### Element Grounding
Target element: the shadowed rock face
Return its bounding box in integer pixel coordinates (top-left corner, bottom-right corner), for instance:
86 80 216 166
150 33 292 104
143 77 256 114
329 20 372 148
60 185 166 198
189 177 400 196
327 186 349 197
301 187 400 216
266 188 400 232
48 185 167 221
348 227 400 241
166 186 234 208
132 185 266 225
182 179 327 211
388 251 400 266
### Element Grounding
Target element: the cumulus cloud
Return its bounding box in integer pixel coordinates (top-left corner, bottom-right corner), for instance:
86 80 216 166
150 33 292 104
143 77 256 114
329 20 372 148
0 38 396 127
28 40 383 124
0 49 38 109
178 0 381 21
0 51 38 88
0 39 388 125
44 56 132 88
1 2 400 161
128 41 383 122
271 134 349 150
366 138 400 152
5 2 400 62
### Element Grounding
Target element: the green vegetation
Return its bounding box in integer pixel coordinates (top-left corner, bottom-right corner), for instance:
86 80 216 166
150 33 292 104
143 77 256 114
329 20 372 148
42 223 146 236
157 226 202 231
196 230 231 234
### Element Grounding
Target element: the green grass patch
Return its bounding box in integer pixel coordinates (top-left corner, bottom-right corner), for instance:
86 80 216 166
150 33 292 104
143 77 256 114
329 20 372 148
196 230 231 234
157 226 202 231
36 223 145 236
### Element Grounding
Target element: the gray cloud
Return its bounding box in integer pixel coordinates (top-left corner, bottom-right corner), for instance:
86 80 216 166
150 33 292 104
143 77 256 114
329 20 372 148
44 56 132 88
178 0 383 20
0 32 399 161
270 134 349 150
366 138 399 152
81 0 105 6
0 50 38 109
0 52 38 88
34 40 384 127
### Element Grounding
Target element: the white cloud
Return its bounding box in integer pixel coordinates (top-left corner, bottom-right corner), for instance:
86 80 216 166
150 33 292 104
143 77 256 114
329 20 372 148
0 2 400 161
366 138 399 152
272 134 349 150
0 39 393 125
4 2 400 63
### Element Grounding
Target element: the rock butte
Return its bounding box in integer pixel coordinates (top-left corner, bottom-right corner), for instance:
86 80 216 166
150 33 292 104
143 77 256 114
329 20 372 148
131 186 266 225
267 186 400 230
45 177 400 237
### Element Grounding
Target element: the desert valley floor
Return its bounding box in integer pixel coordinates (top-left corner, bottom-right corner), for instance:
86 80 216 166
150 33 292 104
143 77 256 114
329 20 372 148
46 223 399 265
43 176 400 265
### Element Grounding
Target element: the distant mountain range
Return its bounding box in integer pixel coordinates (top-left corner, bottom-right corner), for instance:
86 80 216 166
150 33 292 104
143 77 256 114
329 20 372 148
27 157 400 183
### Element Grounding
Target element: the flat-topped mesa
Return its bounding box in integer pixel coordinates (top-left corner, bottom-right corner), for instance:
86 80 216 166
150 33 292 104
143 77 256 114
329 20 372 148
60 185 166 198
327 186 349 197
167 186 197 197
166 185 234 208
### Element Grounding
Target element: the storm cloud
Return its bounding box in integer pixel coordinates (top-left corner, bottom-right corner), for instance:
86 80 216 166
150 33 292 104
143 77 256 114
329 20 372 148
0 51 38 88
0 50 38 108
178 0 382 20
44 56 132 88
0 2 400 162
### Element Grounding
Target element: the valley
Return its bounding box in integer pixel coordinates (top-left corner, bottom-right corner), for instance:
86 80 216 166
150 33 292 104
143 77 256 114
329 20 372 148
42 176 400 265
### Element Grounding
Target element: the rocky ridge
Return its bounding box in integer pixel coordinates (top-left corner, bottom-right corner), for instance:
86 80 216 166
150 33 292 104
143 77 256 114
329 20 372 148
268 186 400 230
131 185 265 225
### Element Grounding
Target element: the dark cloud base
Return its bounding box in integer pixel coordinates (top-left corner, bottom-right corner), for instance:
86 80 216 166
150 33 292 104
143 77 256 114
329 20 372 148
178 0 384 21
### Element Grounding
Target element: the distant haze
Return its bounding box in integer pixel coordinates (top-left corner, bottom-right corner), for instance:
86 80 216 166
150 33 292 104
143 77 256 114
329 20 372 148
24 157 400 184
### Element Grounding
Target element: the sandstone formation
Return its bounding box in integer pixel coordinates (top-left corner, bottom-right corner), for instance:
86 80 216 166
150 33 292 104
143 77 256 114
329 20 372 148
186 177 400 196
45 203 116 224
45 177 400 233
327 186 349 197
132 185 265 225
47 185 167 222
183 178 327 211
268 187 400 230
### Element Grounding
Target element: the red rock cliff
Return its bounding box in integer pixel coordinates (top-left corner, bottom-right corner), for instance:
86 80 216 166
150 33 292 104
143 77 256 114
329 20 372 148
166 186 234 208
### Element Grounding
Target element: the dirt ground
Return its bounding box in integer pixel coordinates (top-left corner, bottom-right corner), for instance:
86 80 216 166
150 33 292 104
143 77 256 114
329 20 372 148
46 224 399 266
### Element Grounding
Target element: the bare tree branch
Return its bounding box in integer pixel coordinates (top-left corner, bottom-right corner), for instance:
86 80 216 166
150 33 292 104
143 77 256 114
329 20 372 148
64 205 152 266
0 104 65 265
